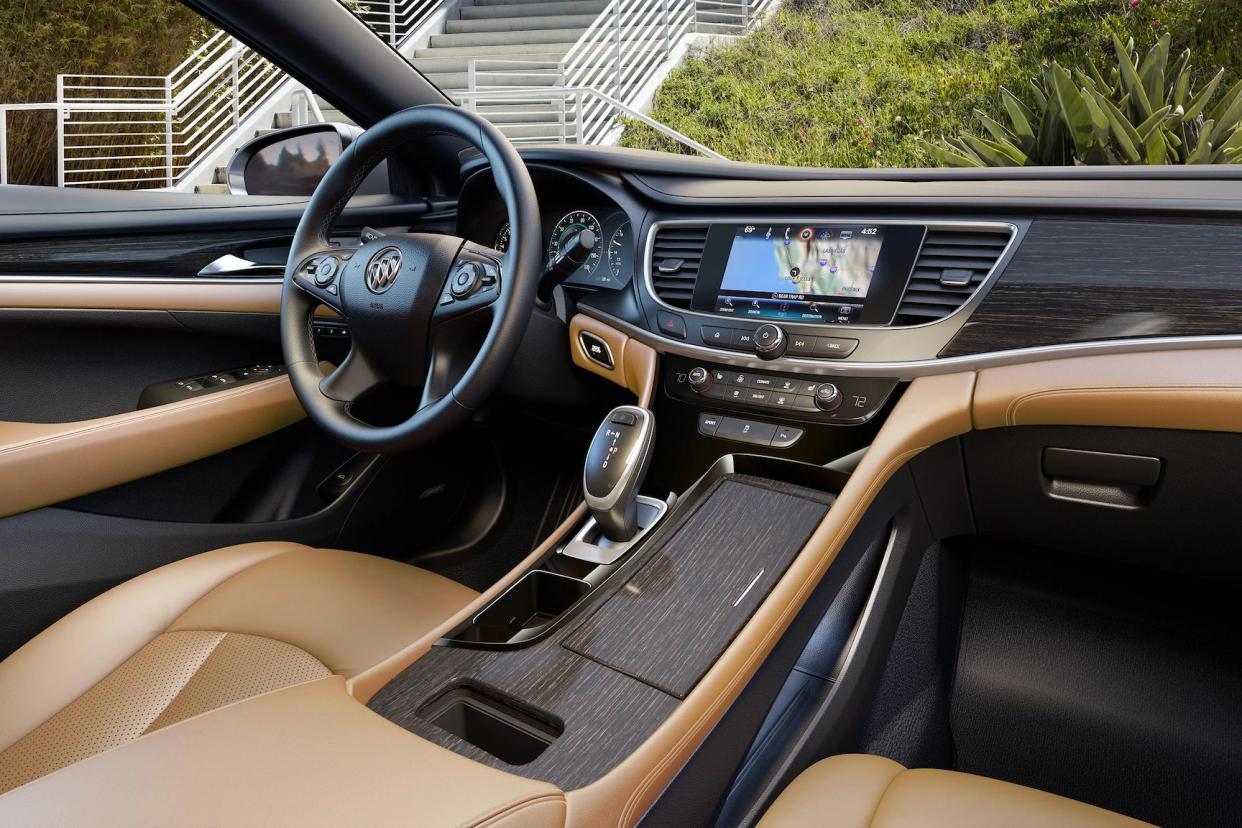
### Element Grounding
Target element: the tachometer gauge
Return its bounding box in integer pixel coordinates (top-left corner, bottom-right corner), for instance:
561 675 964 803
607 220 632 280
548 211 602 274
494 222 510 253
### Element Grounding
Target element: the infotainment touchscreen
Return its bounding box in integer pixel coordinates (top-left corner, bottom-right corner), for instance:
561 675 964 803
689 223 925 326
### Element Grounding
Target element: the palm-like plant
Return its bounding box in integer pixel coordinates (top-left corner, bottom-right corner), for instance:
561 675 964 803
933 33 1242 166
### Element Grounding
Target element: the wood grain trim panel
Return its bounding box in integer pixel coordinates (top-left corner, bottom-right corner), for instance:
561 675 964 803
564 371 976 826
569 313 657 406
973 347 1242 432
0 375 306 518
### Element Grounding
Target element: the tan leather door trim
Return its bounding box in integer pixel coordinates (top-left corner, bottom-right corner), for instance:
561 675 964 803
0 280 285 313
0 375 306 518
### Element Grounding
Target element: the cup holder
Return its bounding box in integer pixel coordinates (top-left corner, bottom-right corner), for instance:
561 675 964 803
457 570 590 645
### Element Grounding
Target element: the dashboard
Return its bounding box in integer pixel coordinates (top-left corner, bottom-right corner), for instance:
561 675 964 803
457 148 1242 457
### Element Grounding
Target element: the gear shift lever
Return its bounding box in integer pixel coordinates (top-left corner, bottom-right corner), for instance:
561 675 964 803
583 405 655 542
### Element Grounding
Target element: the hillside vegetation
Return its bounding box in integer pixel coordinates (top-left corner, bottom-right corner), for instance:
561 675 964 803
620 0 1242 166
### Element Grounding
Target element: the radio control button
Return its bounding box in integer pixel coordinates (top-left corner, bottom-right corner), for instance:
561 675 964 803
735 329 756 348
701 326 732 347
816 337 859 358
786 334 819 356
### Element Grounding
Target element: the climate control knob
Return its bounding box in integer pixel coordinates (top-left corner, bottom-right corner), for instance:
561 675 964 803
814 382 842 412
754 324 786 359
688 366 712 393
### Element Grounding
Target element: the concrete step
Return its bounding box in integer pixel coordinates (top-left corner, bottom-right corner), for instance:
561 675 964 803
461 0 607 19
425 70 562 89
194 183 231 194
428 27 586 48
445 14 598 34
411 55 566 73
474 0 581 6
272 111 294 129
413 42 573 57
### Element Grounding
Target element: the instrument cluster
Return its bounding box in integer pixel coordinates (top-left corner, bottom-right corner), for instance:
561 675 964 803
492 208 634 290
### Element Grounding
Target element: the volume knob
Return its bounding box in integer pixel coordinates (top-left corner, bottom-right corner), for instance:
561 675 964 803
754 324 786 359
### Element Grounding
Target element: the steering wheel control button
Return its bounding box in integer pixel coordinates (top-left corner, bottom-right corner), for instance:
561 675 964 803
814 382 843 412
450 261 485 298
656 310 687 339
313 256 339 286
816 336 859 358
688 366 711 393
698 413 722 435
578 332 614 369
753 324 786 359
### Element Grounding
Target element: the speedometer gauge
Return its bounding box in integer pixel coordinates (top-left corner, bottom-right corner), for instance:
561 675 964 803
548 211 602 274
607 220 632 279
494 222 510 253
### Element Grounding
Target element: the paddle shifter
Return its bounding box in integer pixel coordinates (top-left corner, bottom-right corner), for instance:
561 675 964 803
583 405 655 542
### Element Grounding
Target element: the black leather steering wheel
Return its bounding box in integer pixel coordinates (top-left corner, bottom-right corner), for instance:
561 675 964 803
281 105 541 453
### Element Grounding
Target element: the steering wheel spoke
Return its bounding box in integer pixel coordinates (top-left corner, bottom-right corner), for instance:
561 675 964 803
320 343 385 403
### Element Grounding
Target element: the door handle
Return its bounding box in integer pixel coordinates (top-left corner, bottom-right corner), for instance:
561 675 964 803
197 254 284 278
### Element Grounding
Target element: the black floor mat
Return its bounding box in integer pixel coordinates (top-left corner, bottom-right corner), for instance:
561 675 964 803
951 541 1242 828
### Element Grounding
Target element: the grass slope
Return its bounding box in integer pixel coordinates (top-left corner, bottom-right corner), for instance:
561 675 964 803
621 0 1242 166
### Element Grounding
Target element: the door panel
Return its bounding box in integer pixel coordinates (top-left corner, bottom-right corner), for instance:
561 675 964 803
0 185 454 657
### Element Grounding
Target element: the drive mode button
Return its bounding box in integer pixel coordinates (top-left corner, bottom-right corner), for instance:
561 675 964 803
716 417 777 446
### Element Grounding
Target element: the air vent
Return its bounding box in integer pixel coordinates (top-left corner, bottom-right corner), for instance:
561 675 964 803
650 224 708 308
894 227 1011 325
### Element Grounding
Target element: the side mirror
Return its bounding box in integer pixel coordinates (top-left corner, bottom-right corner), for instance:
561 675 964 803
225 123 388 196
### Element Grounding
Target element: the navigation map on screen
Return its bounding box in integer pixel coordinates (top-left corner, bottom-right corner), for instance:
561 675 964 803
719 225 884 301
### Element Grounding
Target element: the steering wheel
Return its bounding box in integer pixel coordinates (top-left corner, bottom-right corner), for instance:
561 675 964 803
281 105 541 453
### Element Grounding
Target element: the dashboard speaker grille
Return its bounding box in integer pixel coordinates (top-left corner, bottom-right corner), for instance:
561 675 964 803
650 225 708 308
895 227 1012 325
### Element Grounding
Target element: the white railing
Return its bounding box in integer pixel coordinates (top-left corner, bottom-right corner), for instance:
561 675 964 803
0 0 438 188
457 86 724 157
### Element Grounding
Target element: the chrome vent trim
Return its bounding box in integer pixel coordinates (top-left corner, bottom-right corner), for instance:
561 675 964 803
895 227 1012 325
649 224 708 308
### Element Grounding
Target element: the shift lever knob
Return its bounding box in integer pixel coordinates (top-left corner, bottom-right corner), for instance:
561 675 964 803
584 405 655 542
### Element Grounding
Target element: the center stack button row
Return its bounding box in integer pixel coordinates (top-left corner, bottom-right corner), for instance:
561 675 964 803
698 413 803 448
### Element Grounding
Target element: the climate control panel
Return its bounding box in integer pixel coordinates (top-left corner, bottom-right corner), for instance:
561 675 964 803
664 356 898 425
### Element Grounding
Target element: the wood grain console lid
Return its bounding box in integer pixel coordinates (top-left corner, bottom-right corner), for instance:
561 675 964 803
563 475 832 699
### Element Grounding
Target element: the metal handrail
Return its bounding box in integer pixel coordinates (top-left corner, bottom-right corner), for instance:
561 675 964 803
455 86 725 158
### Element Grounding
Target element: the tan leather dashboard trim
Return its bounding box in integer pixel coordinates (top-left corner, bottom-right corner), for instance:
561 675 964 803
569 313 657 407
974 347 1242 432
0 375 306 518
564 371 977 826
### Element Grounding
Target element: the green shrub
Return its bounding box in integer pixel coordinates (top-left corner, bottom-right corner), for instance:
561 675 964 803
936 33 1242 165
620 0 1242 167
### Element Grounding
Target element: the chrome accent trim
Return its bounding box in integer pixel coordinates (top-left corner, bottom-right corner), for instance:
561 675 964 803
197 253 284 278
581 304 1242 380
561 495 669 566
0 275 284 285
642 217 1018 332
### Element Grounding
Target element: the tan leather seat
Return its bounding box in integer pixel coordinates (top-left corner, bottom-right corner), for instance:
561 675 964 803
758 754 1154 828
0 541 477 796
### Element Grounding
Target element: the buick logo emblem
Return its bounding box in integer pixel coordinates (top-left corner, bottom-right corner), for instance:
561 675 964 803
365 247 402 294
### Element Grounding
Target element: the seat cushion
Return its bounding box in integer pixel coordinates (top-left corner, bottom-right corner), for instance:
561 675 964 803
0 542 477 795
758 754 1154 828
